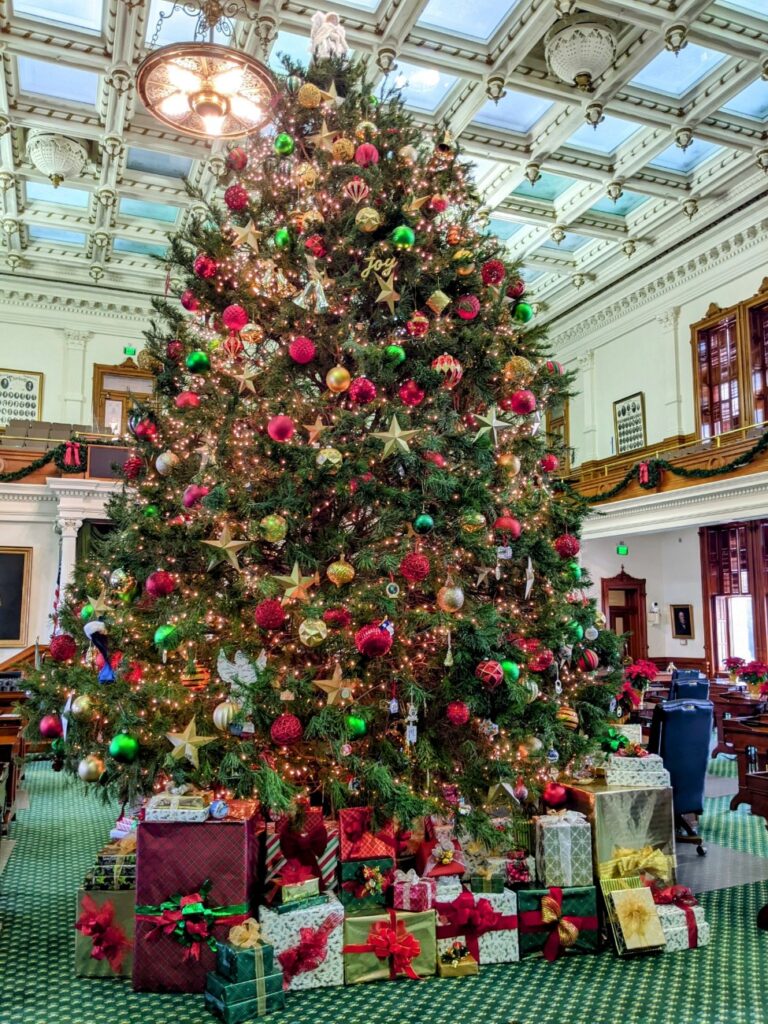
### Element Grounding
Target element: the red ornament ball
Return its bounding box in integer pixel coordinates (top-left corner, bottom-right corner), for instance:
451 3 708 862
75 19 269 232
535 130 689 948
324 607 352 629
288 336 316 364
349 377 377 404
304 234 327 258
406 312 429 338
494 511 521 539
355 623 393 658
145 570 175 599
554 534 581 559
540 454 560 473
475 660 504 690
39 714 63 740
193 254 218 279
506 278 527 300
528 649 554 672
267 415 295 442
423 450 447 469
227 147 248 171
431 353 463 389
507 389 537 415
456 294 481 321
355 143 379 168
255 598 287 630
222 304 249 333
400 552 431 582
542 782 567 808
224 183 250 212
183 483 210 508
545 360 565 375
180 290 200 312
132 418 157 441
175 391 201 410
49 634 77 662
399 380 425 407
578 649 599 672
166 339 184 361
446 700 470 726
430 193 448 213
481 259 506 286
123 455 143 480
270 713 303 746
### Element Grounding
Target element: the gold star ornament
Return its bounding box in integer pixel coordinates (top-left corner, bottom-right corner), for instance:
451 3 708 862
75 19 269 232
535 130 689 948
303 416 328 444
372 415 419 457
403 194 431 215
374 271 400 315
232 220 262 250
201 524 249 571
473 405 514 446
87 586 111 615
307 118 336 153
271 561 319 603
166 716 216 769
313 663 356 705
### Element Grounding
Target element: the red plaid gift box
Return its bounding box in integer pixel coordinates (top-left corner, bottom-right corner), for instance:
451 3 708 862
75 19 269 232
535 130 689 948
338 807 396 862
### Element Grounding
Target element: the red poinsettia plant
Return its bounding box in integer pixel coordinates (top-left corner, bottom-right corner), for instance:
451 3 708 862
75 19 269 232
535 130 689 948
624 659 658 691
724 656 746 672
739 661 768 686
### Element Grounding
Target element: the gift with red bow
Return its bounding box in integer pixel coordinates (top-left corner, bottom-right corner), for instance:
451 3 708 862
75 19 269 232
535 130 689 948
435 888 519 964
343 907 436 983
263 808 339 894
75 890 134 977
392 868 437 912
518 886 599 961
259 896 345 990
338 806 396 862
414 816 465 878
646 881 710 951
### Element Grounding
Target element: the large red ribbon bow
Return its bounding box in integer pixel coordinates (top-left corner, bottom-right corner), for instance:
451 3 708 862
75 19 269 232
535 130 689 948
435 890 517 962
278 818 328 877
277 911 343 988
340 808 395 857
647 882 699 947
75 894 131 973
64 441 82 468
343 909 422 980
638 461 649 485
519 887 598 962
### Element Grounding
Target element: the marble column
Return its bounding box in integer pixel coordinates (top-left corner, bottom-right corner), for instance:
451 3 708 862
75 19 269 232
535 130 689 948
577 349 597 462
57 516 82 588
656 307 682 436
62 329 93 425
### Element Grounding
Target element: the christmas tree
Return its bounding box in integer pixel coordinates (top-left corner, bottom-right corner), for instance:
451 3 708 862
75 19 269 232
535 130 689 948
26 36 621 841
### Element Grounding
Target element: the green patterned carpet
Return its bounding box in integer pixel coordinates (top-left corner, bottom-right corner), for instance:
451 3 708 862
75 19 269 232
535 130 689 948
1 762 767 1024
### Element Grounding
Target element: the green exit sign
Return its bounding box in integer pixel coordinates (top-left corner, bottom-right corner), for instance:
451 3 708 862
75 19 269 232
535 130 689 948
616 542 629 556
123 345 137 356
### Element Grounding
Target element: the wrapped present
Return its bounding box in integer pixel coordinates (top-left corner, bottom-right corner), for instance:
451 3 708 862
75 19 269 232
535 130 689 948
133 811 260 992
340 857 394 909
435 888 518 964
518 886 598 961
338 807 396 862
84 864 136 891
75 890 134 978
259 896 344 990
437 943 479 977
598 844 674 885
96 835 137 865
276 893 330 914
650 883 710 952
605 752 670 788
283 876 320 905
535 810 593 888
609 887 666 952
415 835 465 878
469 873 505 894
505 850 535 889
144 793 210 822
205 968 283 1004
264 813 339 892
216 919 274 983
343 907 436 983
620 724 644 746
204 989 285 1023
392 869 437 912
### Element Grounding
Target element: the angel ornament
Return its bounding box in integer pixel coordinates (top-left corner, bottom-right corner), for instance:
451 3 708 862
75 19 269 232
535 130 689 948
310 11 348 60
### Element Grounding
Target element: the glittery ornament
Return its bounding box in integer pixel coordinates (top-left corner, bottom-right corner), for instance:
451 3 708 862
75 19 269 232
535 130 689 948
260 514 288 543
355 206 381 232
554 534 580 559
327 556 355 588
399 379 425 406
355 623 393 657
332 137 355 161
254 598 287 630
324 606 351 629
437 584 464 613
145 570 175 598
348 376 377 404
400 552 430 582
528 649 554 672
222 304 249 333
355 143 379 167
406 311 429 338
295 162 318 187
289 335 316 364
481 259 506 285
475 660 504 690
316 447 343 470
267 415 295 442
503 356 534 382
70 695 94 722
270 713 303 746
430 193 448 213
446 701 470 726
50 634 77 662
426 290 451 315
193 253 218 279
224 184 249 212
556 705 579 730
299 619 329 647
456 294 481 320
326 365 351 393
213 700 240 731
431 353 463 389
123 455 144 481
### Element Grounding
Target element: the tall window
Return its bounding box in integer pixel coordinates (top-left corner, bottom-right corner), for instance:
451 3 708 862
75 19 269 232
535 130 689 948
748 298 768 424
696 314 740 438
546 398 570 471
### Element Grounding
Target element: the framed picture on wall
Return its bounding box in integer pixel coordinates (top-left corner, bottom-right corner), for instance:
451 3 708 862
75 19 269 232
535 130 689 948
0 368 43 430
0 547 32 647
670 604 695 640
613 392 647 455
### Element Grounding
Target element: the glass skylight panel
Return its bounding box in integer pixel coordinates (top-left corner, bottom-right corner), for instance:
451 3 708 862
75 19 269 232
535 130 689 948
473 90 554 134
145 0 227 47
28 224 86 246
520 267 544 283
270 31 312 74
18 57 99 105
565 115 641 155
113 238 169 258
26 181 89 208
630 44 728 98
487 218 524 241
540 233 591 253
512 171 576 202
416 0 519 41
126 147 193 179
721 79 768 121
589 191 649 217
334 0 380 9
392 62 457 113
13 0 103 33
649 139 721 174
719 1 768 17
465 156 497 184
118 198 180 224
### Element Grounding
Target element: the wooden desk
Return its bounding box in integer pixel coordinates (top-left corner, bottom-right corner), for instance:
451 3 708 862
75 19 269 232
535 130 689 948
711 693 766 758
0 719 24 828
721 716 768 810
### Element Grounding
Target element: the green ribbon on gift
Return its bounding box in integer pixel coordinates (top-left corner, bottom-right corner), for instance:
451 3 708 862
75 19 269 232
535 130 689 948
600 727 629 753
136 879 249 959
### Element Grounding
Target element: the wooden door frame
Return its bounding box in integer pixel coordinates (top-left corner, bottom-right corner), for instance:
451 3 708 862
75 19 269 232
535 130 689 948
600 569 648 659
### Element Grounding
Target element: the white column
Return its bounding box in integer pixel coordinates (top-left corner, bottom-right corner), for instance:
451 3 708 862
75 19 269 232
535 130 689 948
656 306 682 436
57 516 82 588
577 349 597 462
62 329 93 425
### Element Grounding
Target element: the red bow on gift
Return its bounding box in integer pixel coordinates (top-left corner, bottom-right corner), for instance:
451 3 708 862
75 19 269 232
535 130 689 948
278 818 328 876
64 441 82 468
277 911 343 988
340 808 395 857
343 909 422 980
435 890 517 962
647 882 699 947
75 894 131 973
519 887 598 962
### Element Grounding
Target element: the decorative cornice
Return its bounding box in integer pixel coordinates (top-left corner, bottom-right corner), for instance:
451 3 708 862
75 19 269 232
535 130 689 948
0 285 153 322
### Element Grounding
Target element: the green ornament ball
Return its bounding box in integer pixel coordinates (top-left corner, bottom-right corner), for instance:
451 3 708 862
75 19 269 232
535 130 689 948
568 561 582 582
274 132 295 157
143 504 160 519
413 513 435 535
80 603 94 622
108 732 138 764
501 659 520 682
346 714 367 738
568 621 585 641
154 624 179 650
286 75 302 95
185 350 211 374
274 227 291 248
260 513 288 543
514 301 534 324
51 738 66 756
391 225 416 249
384 344 406 365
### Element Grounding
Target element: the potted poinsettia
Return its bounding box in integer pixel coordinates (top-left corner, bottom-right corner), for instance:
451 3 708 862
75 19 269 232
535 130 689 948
724 656 745 684
739 660 768 698
624 659 658 693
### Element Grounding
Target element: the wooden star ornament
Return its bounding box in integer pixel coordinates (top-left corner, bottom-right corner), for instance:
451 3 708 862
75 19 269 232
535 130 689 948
166 716 216 769
307 118 336 153
374 271 400 315
303 416 328 444
87 586 111 615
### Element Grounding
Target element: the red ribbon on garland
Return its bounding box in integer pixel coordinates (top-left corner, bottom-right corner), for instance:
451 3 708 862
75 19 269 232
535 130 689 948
277 910 343 988
75 894 131 973
518 887 598 962
64 441 82 468
638 461 649 485
342 907 422 980
648 882 699 947
435 890 518 962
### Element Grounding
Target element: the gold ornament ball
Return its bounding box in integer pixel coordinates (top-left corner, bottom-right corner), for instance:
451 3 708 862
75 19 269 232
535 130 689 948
595 610 607 628
137 349 163 373
302 208 324 231
556 705 580 731
398 144 418 164
70 694 94 721
260 513 288 543
155 450 180 476
453 249 475 276
437 584 465 614
326 365 351 393
213 699 241 731
295 162 318 187
460 511 487 534
327 556 355 588
524 735 544 753
78 755 105 782
316 447 343 471
299 618 329 648
503 356 534 382
355 207 381 233
241 325 264 346
298 83 322 108
498 452 521 477
355 120 377 140
332 137 355 162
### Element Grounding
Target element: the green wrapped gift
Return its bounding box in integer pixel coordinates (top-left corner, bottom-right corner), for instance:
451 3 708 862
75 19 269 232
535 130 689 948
276 892 330 914
469 874 505 894
216 938 274 983
343 908 436 984
282 877 320 904
206 969 283 1004
518 886 599 961
340 857 394 910
204 990 285 1023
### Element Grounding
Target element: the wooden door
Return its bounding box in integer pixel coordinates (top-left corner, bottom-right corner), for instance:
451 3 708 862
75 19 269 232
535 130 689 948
601 570 648 661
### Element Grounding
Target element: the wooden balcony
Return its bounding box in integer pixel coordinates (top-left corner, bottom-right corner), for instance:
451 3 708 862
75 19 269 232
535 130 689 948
570 425 768 504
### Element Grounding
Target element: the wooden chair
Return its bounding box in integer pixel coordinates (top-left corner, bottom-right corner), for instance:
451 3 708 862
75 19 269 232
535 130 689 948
745 771 768 928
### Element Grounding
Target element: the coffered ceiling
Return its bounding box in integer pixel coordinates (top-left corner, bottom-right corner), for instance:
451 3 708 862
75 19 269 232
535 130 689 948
0 0 766 324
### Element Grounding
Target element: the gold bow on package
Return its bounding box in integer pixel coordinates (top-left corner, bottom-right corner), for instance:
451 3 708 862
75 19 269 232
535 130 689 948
598 844 673 883
609 888 666 951
229 918 262 949
540 893 580 949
